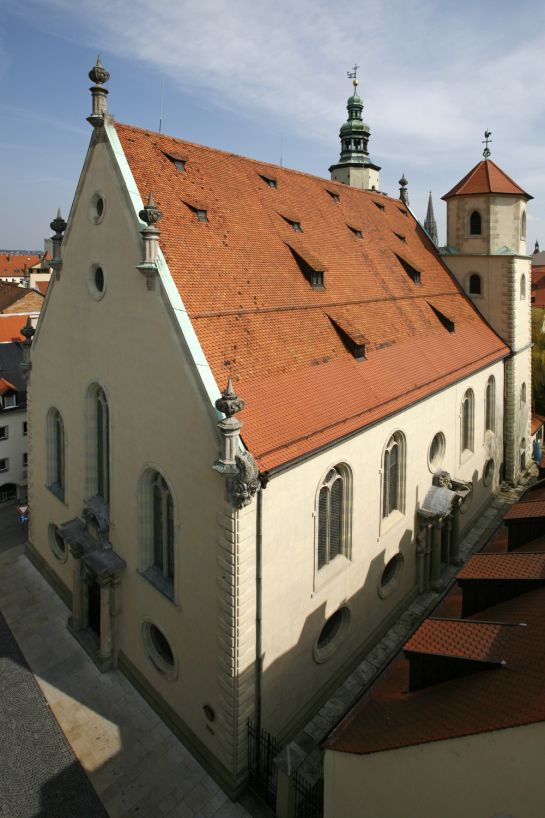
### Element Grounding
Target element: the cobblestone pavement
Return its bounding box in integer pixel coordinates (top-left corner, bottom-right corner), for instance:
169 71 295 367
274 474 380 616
0 608 108 818
0 541 268 818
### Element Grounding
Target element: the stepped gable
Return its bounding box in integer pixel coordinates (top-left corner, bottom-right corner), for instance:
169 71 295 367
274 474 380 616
443 159 532 200
116 123 509 472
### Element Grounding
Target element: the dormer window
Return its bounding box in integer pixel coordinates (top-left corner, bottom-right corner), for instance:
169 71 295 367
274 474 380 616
163 152 186 172
429 302 455 333
373 201 385 211
280 214 303 232
326 190 340 203
394 232 406 243
287 244 325 289
327 313 367 360
469 210 481 235
395 254 421 284
398 208 408 216
347 224 363 238
259 174 277 188
185 203 208 222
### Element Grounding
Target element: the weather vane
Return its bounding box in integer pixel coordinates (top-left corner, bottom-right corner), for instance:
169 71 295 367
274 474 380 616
347 64 360 91
482 129 492 159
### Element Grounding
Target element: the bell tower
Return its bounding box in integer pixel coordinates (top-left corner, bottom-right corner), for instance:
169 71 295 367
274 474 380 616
441 133 532 483
329 66 381 190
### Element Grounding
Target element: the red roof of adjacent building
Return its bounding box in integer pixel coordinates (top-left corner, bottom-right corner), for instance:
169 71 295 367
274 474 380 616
442 159 532 201
503 500 545 520
0 314 30 343
531 413 545 435
0 253 41 277
324 553 545 754
457 551 545 581
0 377 16 395
115 123 510 471
34 281 49 296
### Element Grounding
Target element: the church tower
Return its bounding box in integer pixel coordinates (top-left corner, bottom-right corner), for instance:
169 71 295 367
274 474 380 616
329 68 381 190
424 192 439 247
441 134 532 483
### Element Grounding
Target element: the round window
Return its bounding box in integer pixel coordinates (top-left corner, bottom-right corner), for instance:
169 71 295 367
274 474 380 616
428 432 446 470
90 193 105 225
378 553 404 598
483 459 495 487
87 265 106 300
143 621 177 679
48 523 67 562
314 607 349 663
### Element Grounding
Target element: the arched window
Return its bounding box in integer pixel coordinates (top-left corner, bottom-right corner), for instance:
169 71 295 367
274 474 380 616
316 465 351 570
485 376 496 433
461 389 475 454
521 211 526 240
521 274 527 300
521 382 527 403
47 408 65 500
469 274 482 295
88 385 110 502
142 469 175 597
520 438 527 472
470 211 481 235
382 433 405 518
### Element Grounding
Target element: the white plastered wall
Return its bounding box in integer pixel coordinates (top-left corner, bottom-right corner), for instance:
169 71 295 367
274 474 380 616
27 127 254 779
0 407 27 494
259 360 504 737
324 721 545 818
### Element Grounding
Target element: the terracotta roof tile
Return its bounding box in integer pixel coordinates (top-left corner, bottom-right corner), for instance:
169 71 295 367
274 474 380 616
0 377 16 395
0 253 41 278
458 552 545 581
404 618 515 664
442 159 532 200
504 500 545 520
531 413 545 435
115 123 509 470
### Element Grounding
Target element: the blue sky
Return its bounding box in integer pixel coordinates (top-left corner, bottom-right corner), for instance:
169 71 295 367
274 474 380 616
2 0 545 249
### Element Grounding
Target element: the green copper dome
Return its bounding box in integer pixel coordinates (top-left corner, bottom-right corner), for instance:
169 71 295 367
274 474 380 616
347 93 363 107
340 118 369 134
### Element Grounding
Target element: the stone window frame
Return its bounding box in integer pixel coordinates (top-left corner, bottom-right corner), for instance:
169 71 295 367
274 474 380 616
381 431 406 523
469 210 482 236
142 618 178 680
46 407 65 502
0 425 7 441
485 376 496 434
377 552 404 599
313 606 350 664
428 431 446 472
86 383 111 503
314 463 353 586
0 457 8 472
460 389 475 460
139 467 177 602
468 272 482 296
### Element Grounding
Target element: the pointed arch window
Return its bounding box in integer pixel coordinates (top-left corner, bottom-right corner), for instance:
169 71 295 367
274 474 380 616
485 377 496 433
469 274 481 295
95 387 110 502
316 465 352 571
461 389 475 455
521 382 527 403
47 408 65 500
142 470 175 598
470 211 482 235
382 432 405 519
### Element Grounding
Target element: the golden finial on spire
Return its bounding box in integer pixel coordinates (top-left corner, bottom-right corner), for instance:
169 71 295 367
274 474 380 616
347 64 360 92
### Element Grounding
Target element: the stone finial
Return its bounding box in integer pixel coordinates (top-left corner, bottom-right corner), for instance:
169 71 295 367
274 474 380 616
50 208 67 280
20 316 35 379
399 174 409 206
213 376 260 507
136 193 162 290
139 193 163 226
87 56 110 127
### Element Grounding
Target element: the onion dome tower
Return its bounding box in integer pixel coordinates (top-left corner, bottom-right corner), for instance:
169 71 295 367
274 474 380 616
329 67 381 191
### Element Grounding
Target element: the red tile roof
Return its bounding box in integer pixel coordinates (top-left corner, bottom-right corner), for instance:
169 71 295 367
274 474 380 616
458 552 545 581
0 377 16 395
0 315 30 343
34 281 49 296
531 412 545 435
504 500 545 520
442 160 532 200
404 618 514 663
116 123 509 471
0 253 41 278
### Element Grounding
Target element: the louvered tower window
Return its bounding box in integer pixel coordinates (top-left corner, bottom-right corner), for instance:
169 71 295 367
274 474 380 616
316 465 351 570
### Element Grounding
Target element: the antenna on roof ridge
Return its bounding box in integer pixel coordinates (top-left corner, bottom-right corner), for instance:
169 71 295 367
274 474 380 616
159 77 165 134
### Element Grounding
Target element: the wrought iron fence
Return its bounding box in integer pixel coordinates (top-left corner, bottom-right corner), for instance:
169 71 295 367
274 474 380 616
247 720 283 808
294 772 324 818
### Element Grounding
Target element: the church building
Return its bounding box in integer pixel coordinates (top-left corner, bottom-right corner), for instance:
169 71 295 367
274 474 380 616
25 61 531 796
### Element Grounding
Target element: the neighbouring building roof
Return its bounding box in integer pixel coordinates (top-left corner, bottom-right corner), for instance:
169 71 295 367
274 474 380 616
324 484 545 757
0 284 44 315
115 123 510 472
531 413 545 435
442 159 532 201
0 253 41 278
0 315 31 343
0 342 25 403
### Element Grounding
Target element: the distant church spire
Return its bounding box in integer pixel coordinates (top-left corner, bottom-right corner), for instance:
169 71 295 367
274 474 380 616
424 192 438 247
329 68 381 191
534 239 540 254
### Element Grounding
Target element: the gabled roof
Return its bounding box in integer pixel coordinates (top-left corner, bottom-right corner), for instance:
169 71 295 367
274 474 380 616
442 159 532 201
115 123 509 471
0 314 30 343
